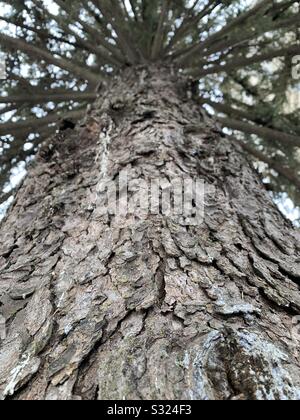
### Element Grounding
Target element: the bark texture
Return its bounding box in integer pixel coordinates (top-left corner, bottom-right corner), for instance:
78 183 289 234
0 67 300 400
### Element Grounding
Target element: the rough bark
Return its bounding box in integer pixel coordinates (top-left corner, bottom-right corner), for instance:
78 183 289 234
0 66 300 400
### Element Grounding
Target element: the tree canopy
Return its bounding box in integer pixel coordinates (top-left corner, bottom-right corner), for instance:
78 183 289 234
0 0 299 220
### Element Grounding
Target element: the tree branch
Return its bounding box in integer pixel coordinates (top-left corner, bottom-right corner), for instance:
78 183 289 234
33 0 125 65
0 33 102 85
151 0 171 60
232 137 300 190
165 0 218 55
0 109 85 137
218 116 300 148
175 0 273 64
199 14 300 60
93 0 140 63
0 92 97 105
191 44 300 77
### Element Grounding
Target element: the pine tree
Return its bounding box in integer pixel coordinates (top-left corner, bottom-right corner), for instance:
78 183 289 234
0 0 300 400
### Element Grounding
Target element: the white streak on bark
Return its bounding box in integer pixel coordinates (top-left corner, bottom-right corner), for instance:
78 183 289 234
235 331 300 400
99 118 114 179
3 352 32 397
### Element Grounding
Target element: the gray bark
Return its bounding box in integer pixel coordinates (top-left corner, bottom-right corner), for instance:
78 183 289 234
0 66 300 400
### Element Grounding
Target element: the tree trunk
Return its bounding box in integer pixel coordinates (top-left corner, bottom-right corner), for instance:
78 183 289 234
0 66 300 401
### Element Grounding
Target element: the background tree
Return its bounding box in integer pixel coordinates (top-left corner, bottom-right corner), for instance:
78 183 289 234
0 0 300 400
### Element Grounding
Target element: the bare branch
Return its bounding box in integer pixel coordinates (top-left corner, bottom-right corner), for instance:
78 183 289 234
165 0 219 55
0 109 85 137
95 0 141 63
199 97 260 122
0 33 102 85
194 14 300 61
0 105 16 117
232 137 300 190
128 0 140 22
151 0 171 60
175 0 273 64
0 16 76 48
191 44 300 77
218 116 300 148
0 92 97 105
34 0 125 65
